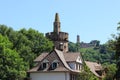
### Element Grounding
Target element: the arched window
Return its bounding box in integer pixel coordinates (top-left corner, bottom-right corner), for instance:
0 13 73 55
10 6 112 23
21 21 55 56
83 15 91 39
51 60 59 70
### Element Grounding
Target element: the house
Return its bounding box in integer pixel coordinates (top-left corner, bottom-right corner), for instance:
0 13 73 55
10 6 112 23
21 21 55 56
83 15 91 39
85 61 105 80
28 13 83 80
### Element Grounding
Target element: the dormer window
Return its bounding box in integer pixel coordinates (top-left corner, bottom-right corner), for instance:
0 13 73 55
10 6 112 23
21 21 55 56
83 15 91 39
41 59 49 69
52 62 57 69
43 63 47 69
51 60 59 70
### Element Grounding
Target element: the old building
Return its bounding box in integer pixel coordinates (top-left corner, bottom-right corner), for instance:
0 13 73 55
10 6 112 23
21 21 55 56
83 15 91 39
28 13 83 80
46 13 69 52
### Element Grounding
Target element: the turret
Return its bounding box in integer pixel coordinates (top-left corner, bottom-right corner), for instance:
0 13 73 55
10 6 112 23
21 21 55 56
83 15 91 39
77 35 80 43
53 13 61 34
46 13 68 53
76 35 80 51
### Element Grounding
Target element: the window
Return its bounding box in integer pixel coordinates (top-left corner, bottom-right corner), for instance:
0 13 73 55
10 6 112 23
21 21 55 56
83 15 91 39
41 62 48 69
52 62 57 69
59 43 63 50
51 60 59 70
41 59 49 69
43 63 47 68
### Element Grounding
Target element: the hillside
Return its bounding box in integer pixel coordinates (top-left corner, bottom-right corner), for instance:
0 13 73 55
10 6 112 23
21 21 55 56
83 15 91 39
69 41 116 64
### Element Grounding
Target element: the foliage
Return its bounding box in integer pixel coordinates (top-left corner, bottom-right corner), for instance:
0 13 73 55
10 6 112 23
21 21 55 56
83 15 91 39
103 63 117 80
0 34 27 80
114 22 120 80
80 47 115 64
0 25 53 79
69 39 116 80
68 42 77 52
69 40 115 64
77 64 98 80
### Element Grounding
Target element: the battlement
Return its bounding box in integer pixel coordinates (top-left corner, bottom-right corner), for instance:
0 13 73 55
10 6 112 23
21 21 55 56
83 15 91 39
46 13 69 52
46 32 68 41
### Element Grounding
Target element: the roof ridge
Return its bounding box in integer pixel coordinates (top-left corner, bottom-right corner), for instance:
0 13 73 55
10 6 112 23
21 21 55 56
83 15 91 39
54 49 73 71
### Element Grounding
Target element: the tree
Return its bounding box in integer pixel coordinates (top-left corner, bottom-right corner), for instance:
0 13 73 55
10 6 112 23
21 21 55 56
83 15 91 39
18 28 53 68
0 25 54 79
114 22 120 80
77 65 98 80
0 25 53 68
0 34 27 80
103 63 117 80
68 42 77 52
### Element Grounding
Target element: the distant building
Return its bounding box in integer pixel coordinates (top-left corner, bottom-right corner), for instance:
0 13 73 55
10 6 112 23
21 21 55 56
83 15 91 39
85 61 105 80
28 13 83 80
80 40 100 48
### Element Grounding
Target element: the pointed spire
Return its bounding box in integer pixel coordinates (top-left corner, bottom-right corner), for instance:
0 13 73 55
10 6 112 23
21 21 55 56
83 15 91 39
53 13 61 33
55 13 60 22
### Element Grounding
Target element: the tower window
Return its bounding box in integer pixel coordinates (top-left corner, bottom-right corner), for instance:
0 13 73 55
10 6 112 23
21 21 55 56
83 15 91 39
59 42 63 50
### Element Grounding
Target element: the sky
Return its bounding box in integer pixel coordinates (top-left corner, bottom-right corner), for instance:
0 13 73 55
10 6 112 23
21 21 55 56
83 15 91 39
0 0 120 44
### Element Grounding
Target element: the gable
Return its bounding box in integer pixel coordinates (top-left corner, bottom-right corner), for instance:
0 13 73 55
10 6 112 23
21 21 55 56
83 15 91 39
64 52 83 62
28 49 82 73
37 50 69 71
76 56 82 63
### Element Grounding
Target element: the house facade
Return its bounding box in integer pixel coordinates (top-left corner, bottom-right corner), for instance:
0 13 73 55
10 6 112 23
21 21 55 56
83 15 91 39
28 13 83 80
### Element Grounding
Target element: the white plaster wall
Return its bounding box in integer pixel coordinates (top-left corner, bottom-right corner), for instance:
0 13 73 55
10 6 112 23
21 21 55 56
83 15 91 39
30 72 70 80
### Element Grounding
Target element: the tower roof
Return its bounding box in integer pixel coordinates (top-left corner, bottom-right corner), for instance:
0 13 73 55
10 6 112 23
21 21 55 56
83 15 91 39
55 13 60 22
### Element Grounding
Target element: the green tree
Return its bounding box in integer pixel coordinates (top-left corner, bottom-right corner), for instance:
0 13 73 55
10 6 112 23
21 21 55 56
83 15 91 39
103 63 117 80
18 28 53 68
0 34 27 80
114 22 120 80
77 65 98 80
0 25 53 68
68 42 77 52
0 25 54 78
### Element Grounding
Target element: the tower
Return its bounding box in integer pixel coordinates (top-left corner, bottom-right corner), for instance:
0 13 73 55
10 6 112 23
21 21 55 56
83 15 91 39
76 35 80 51
46 13 68 53
54 13 61 34
77 35 80 43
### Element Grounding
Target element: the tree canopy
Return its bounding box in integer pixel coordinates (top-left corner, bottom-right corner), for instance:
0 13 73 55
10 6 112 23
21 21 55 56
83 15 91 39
0 25 53 79
0 34 26 79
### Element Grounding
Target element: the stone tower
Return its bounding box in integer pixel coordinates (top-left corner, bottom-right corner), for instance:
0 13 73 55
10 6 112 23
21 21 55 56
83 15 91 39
46 13 68 52
54 13 60 34
77 35 80 43
76 35 80 51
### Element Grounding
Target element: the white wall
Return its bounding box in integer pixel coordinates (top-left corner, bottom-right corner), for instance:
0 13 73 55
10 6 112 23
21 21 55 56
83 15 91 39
30 72 69 80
